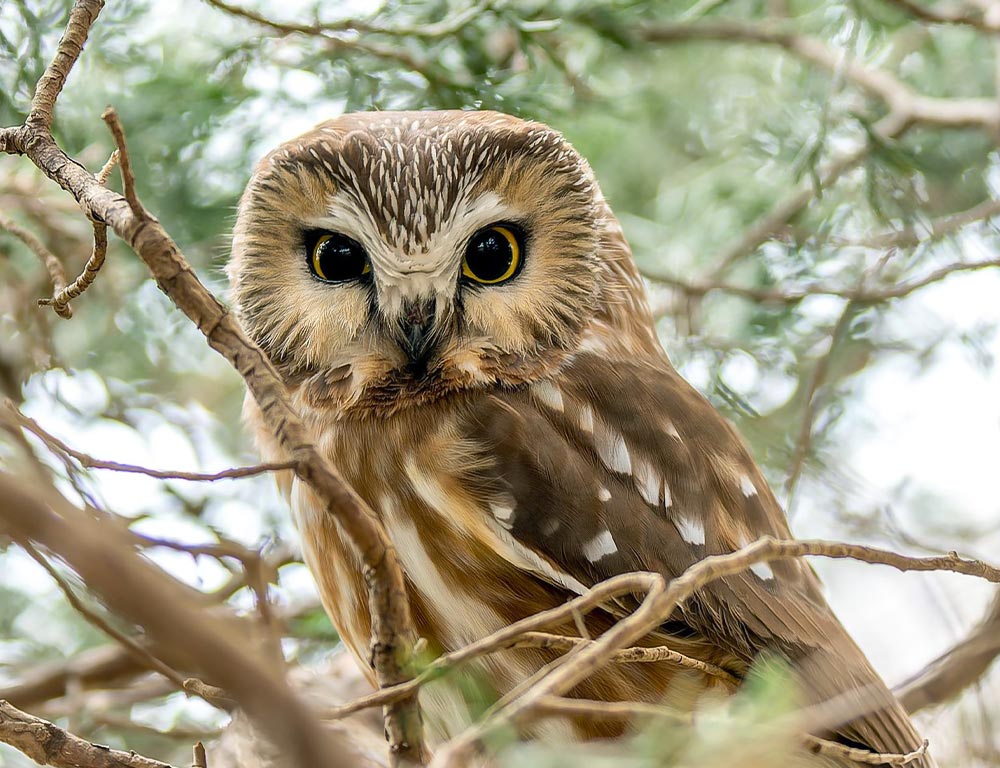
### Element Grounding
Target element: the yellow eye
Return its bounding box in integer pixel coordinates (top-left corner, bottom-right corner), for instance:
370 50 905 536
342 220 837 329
309 232 370 282
462 225 522 285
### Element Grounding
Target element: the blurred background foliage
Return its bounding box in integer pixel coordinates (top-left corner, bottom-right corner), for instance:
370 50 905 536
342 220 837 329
2 0 1000 766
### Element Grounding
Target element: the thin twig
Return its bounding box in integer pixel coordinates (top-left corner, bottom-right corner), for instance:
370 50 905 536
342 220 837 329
0 210 70 317
432 538 998 766
100 108 145 218
38 219 106 315
203 0 493 39
879 0 997 29
6 402 296 481
38 150 120 316
192 742 208 768
783 299 861 506
648 253 1000 307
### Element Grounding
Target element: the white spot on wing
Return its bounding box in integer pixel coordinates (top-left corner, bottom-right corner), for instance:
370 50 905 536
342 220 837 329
594 420 631 474
597 486 611 502
664 420 682 440
662 478 672 508
739 474 758 497
485 517 588 594
750 561 774 580
582 529 617 562
577 403 595 434
632 457 661 507
533 380 564 412
675 516 705 545
490 501 515 530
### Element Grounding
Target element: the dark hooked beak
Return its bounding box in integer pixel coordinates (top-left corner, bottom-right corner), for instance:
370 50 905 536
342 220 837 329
398 298 437 367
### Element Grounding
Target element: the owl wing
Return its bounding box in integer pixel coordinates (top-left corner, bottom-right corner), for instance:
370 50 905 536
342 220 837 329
461 352 928 762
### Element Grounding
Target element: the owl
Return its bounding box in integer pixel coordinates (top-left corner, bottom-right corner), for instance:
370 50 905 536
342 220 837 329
229 111 930 765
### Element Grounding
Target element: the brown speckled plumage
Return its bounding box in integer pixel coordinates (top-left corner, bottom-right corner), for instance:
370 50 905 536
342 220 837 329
229 110 931 763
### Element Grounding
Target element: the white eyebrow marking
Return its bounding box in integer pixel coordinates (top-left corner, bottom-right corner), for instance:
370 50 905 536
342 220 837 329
533 380 564 412
582 529 617 562
594 420 631 474
597 486 611 502
632 457 661 507
675 516 705 545
739 474 758 497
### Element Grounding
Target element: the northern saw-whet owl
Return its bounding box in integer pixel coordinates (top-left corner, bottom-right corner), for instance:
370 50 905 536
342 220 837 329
229 111 930 765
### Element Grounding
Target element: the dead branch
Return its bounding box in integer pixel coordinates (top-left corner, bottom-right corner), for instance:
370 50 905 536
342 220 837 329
323 624 738 721
203 0 435 77
0 699 176 768
432 537 999 766
38 150 119 316
0 2 423 761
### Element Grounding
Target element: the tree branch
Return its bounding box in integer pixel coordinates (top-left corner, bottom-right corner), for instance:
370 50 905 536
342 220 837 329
433 537 999 766
0 700 177 768
0 2 423 762
897 590 1000 713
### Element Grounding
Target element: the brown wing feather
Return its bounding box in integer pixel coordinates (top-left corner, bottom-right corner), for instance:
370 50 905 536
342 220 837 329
462 353 929 764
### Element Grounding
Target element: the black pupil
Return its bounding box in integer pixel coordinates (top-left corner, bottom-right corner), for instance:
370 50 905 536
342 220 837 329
466 229 513 282
314 235 366 281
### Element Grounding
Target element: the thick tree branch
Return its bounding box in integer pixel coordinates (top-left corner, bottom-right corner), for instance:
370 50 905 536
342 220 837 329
0 471 352 767
0 700 176 768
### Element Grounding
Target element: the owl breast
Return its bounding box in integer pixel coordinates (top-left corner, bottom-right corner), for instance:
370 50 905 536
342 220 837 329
259 389 712 741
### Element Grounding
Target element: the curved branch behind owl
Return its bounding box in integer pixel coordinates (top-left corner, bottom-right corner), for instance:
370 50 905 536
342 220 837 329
229 111 931 765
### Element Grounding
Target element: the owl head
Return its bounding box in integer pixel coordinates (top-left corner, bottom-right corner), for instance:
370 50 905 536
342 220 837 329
229 111 652 415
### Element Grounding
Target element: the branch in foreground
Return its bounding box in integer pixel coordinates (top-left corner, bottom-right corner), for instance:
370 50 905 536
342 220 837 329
0 471 352 768
7 401 297 482
897 589 1000 713
532 697 929 765
0 2 423 761
0 699 176 768
0 210 70 317
432 537 1000 766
